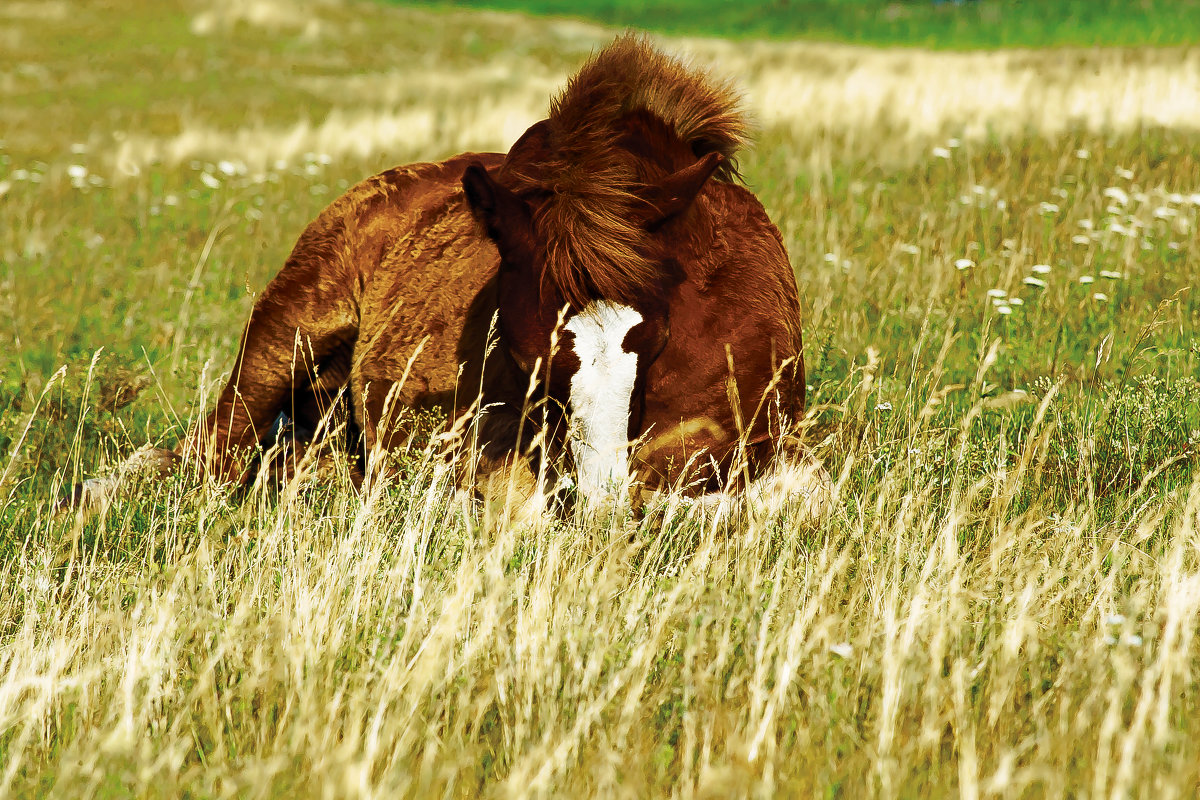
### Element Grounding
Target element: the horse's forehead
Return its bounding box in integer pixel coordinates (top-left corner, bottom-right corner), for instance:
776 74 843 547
564 301 643 354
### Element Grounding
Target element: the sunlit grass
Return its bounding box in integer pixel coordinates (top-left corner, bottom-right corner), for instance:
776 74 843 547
1 0 1199 796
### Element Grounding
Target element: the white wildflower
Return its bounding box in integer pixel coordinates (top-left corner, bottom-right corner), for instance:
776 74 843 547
1023 277 1047 288
1093 292 1109 302
955 258 974 270
199 172 220 189
1032 264 1052 274
829 643 853 659
1099 270 1123 279
932 146 952 159
987 288 1007 298
1075 148 1090 159
1103 186 1130 205
1079 275 1095 284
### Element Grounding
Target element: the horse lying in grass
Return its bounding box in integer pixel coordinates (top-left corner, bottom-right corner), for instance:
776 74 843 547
70 35 828 515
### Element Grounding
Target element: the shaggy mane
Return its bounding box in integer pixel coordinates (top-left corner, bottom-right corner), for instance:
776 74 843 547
503 34 749 309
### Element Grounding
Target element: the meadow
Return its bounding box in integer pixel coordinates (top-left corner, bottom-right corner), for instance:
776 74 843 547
1 0 1199 796
416 0 1200 48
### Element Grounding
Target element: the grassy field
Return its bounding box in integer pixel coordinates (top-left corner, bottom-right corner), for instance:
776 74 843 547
3 0 1200 796
410 0 1200 47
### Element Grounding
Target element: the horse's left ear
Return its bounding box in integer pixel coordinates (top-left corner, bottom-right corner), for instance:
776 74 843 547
637 152 725 230
462 162 532 249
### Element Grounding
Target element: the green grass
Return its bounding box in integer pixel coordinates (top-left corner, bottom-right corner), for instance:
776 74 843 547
404 0 1200 47
3 0 1200 796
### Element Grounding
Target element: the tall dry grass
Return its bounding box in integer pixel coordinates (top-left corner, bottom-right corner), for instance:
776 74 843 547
4 382 1199 796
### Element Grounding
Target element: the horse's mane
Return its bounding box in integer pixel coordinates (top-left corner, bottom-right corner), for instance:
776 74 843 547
502 34 749 309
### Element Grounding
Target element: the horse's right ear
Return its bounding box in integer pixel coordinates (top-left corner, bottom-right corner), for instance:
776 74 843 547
462 163 531 248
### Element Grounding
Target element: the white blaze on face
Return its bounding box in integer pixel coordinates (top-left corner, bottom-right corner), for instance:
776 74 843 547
564 300 643 506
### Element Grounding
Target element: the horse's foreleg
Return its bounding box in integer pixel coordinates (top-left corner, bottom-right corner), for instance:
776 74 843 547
62 217 359 513
181 299 355 486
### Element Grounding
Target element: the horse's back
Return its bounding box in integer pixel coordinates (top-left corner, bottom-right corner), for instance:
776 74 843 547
347 153 509 447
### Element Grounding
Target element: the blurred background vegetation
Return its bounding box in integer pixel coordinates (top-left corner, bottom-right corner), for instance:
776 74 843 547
407 0 1200 47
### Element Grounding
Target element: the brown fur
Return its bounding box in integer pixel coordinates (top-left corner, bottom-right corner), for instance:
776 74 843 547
69 35 805 509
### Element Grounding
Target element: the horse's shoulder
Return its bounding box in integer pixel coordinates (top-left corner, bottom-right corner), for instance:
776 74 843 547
686 180 799 332
706 180 780 230
335 152 505 221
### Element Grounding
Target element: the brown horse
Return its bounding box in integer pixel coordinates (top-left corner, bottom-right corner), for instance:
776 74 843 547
72 35 813 512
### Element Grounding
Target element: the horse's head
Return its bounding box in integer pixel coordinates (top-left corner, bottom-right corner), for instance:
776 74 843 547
461 144 724 503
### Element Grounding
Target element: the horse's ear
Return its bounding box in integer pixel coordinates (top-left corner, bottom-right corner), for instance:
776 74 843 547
637 152 724 230
462 162 532 248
